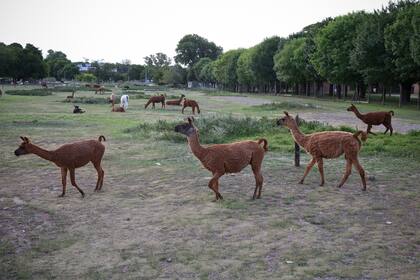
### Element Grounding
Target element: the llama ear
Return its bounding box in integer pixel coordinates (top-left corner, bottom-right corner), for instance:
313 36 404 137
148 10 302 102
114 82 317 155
20 136 25 142
284 111 289 116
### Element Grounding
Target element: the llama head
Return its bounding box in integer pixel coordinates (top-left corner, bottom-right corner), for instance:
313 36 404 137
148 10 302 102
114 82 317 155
14 136 32 156
174 117 197 136
347 104 356 112
277 111 296 129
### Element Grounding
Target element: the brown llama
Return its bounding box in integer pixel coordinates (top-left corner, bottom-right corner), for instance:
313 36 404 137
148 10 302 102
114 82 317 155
95 86 106 95
166 94 185 106
111 99 125 112
175 117 268 201
14 136 106 197
347 104 394 135
277 111 367 191
145 94 165 109
181 98 200 114
66 90 75 99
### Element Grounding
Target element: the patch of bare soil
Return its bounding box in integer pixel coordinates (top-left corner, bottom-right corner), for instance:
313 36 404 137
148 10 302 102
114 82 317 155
1 152 418 279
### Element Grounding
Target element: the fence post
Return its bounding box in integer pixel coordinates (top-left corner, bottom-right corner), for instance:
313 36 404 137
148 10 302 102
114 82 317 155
294 115 301 167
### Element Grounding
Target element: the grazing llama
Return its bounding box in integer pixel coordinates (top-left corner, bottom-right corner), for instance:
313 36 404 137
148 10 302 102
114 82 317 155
14 136 106 197
145 94 165 109
111 99 125 112
181 98 200 114
347 104 394 135
175 117 268 201
277 111 367 191
95 86 106 95
166 94 185 106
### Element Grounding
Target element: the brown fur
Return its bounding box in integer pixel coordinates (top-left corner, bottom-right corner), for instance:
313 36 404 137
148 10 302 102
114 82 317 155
277 111 367 191
14 136 106 197
181 98 200 114
166 94 185 106
347 104 394 135
145 94 165 109
111 99 125 112
95 86 105 95
175 117 267 200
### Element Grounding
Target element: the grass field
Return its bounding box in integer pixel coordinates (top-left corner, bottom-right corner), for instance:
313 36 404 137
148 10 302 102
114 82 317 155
0 86 419 279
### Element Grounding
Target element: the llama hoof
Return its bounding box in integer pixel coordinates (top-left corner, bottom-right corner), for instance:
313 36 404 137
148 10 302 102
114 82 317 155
362 187 367 191
336 185 342 188
298 180 304 184
58 194 65 198
319 183 324 186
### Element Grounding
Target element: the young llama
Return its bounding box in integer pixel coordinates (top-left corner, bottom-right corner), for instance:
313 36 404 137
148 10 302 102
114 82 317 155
145 94 165 109
347 104 394 135
175 117 268 201
14 136 106 197
277 111 367 191
181 98 200 114
166 94 185 106
111 99 125 112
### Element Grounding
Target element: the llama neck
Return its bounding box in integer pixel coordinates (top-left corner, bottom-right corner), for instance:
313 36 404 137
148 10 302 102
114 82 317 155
178 96 184 102
28 144 55 162
352 107 365 119
187 133 207 159
289 123 308 148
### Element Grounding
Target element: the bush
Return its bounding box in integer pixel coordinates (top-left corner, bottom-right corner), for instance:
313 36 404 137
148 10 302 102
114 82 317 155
6 89 52 96
251 102 322 111
62 97 110 104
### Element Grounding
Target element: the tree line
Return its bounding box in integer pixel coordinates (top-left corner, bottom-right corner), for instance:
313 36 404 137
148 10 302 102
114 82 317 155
181 0 419 104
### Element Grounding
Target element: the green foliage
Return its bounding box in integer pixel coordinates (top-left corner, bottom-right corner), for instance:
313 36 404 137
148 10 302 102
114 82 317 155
75 73 97 82
62 97 109 104
44 50 78 80
236 48 256 86
273 38 307 84
6 89 52 96
252 36 283 85
175 34 223 67
212 49 244 89
312 12 366 84
384 3 420 83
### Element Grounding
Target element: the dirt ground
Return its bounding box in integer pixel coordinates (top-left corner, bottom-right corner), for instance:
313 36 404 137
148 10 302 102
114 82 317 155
0 89 419 279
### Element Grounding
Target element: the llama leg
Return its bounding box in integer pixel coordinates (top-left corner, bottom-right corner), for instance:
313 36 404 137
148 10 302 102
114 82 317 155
299 158 316 184
69 168 85 197
389 125 393 136
251 167 263 199
384 126 389 135
337 159 352 188
99 168 105 190
59 168 68 197
367 125 376 135
317 158 325 186
352 158 366 191
93 163 103 191
208 173 223 201
182 106 185 114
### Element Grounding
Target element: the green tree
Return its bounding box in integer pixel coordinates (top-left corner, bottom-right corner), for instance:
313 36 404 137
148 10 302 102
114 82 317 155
175 34 222 67
236 48 256 91
385 2 420 103
213 49 244 91
192 57 212 81
312 12 367 98
45 50 76 80
75 73 96 82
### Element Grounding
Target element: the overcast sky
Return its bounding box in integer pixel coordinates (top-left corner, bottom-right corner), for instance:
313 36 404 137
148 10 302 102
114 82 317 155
1 0 391 64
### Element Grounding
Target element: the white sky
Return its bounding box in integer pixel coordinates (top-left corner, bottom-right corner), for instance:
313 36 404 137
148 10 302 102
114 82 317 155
1 0 391 64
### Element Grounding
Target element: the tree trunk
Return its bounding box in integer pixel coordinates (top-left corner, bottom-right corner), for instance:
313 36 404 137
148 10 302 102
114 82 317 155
344 85 348 100
336 84 342 99
399 82 412 106
382 86 386 105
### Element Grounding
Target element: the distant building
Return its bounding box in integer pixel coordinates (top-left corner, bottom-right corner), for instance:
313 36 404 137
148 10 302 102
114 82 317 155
76 63 95 72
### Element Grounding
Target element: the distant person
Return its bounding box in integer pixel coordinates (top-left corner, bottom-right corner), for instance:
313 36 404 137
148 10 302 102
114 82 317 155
121 94 129 110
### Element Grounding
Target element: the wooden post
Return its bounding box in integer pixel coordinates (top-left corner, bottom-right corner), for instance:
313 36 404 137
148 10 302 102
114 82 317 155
294 115 301 167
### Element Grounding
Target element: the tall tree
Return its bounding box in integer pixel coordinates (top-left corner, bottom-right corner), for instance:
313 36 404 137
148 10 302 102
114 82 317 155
175 34 222 67
213 49 244 90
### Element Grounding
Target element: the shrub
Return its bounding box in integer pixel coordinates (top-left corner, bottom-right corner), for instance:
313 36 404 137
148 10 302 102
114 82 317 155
6 89 52 96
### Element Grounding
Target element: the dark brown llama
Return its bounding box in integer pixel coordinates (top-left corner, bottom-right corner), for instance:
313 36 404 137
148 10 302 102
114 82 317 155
175 117 268 201
277 111 368 191
14 136 106 197
347 104 394 135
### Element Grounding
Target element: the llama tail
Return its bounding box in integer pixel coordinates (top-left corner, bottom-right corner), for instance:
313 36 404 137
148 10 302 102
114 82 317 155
258 138 268 152
389 110 394 116
98 135 106 142
353 131 367 145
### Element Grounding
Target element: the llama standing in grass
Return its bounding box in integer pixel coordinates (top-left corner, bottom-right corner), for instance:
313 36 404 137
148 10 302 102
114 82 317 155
347 104 394 135
277 111 367 191
166 94 185 106
145 94 165 109
14 136 106 197
181 98 200 114
175 117 268 201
